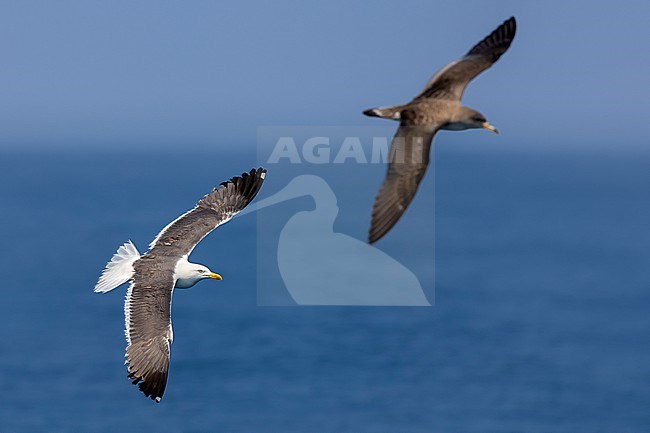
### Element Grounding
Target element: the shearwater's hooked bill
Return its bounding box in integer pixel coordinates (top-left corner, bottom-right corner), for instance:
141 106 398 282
94 168 266 402
364 17 516 244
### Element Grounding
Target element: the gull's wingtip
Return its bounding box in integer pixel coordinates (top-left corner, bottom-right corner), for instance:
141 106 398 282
220 167 268 202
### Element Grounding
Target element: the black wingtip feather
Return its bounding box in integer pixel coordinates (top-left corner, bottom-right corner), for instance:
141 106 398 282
128 370 168 403
214 168 267 211
221 167 267 203
466 16 517 59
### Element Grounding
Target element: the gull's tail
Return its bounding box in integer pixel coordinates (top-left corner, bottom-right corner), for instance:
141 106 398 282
94 241 141 293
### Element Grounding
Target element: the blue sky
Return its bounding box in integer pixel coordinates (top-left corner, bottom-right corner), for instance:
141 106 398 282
0 1 649 151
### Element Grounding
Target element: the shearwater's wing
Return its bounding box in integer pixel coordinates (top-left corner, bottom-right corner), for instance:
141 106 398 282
148 168 267 257
124 258 176 402
369 124 438 244
414 17 516 101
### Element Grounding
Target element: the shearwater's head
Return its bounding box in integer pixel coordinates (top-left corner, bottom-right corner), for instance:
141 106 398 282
174 259 222 289
445 106 499 134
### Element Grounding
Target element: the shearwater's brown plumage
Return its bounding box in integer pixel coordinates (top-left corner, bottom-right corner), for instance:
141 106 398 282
364 17 516 244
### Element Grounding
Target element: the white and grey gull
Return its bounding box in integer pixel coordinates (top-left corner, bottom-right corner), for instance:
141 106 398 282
94 168 266 402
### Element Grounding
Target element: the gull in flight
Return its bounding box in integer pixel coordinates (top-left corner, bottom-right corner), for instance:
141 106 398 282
94 168 266 402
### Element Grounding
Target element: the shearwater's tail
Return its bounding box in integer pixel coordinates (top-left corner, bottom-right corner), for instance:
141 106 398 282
94 241 141 293
362 105 402 120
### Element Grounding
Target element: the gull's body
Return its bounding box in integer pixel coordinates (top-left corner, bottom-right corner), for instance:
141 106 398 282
364 17 517 243
95 168 266 402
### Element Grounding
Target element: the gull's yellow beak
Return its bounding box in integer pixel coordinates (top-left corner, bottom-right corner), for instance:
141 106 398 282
482 122 500 135
207 272 223 280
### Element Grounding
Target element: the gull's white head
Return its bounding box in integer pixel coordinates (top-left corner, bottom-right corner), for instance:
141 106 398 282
174 259 222 289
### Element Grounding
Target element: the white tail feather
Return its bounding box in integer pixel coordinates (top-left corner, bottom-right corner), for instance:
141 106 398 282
94 241 141 293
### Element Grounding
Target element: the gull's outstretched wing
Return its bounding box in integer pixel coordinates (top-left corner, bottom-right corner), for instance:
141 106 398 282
149 168 267 256
124 168 267 402
415 17 516 101
124 260 175 402
369 124 438 244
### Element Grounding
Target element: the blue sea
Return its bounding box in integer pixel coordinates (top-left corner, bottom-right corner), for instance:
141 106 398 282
0 145 649 432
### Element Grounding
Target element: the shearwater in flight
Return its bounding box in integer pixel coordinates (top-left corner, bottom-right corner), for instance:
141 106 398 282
364 17 516 243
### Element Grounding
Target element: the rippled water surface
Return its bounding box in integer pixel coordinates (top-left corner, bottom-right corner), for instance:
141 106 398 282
1 147 649 432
